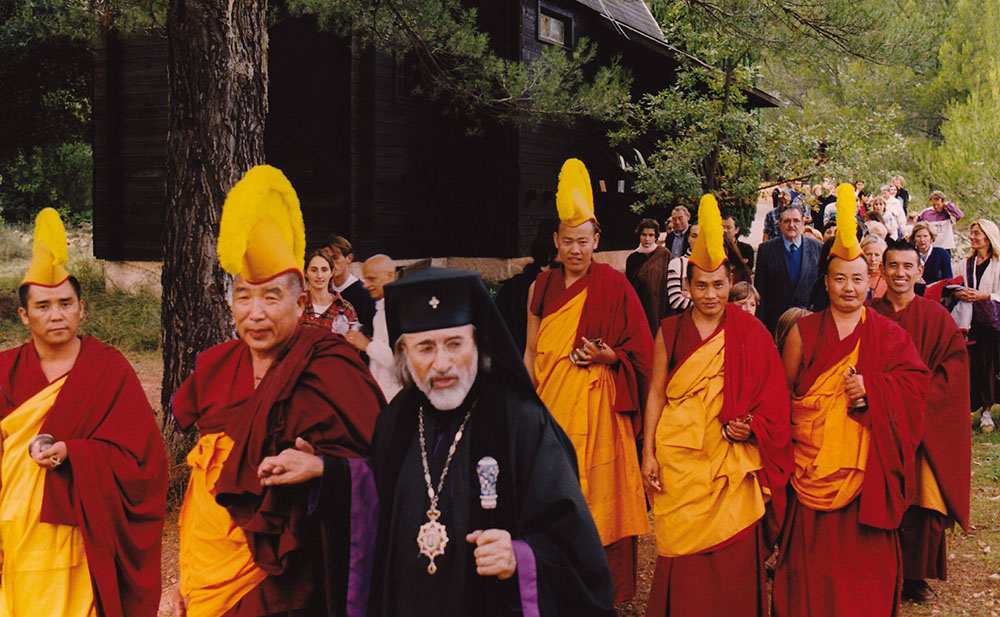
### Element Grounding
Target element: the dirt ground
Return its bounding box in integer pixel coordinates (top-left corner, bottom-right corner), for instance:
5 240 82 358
128 351 1000 617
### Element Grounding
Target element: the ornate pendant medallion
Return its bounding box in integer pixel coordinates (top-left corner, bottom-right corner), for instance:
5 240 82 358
417 506 449 574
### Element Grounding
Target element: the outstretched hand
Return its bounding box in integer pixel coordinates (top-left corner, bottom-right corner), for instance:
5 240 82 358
258 437 323 486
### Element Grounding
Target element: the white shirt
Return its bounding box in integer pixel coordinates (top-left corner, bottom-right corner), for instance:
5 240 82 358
368 299 402 402
332 273 360 294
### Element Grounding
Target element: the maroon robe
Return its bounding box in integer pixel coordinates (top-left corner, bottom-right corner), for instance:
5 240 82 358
871 295 971 579
172 325 384 615
773 308 929 617
0 337 168 617
646 305 792 617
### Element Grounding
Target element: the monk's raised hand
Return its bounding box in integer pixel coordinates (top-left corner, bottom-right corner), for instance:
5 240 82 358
724 420 752 442
34 440 67 470
641 456 662 494
466 529 517 580
258 446 323 486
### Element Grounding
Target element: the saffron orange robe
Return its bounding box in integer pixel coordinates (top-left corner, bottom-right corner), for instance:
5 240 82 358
646 305 791 617
871 295 970 580
0 377 94 617
531 263 653 602
0 338 167 617
173 326 383 617
773 308 928 617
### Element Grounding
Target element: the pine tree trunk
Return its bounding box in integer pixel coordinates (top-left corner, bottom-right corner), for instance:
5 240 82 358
161 0 268 470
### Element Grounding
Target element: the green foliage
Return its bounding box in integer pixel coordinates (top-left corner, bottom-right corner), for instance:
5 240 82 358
284 0 631 126
0 142 93 223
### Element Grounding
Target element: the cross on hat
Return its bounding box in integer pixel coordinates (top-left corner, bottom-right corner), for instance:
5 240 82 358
429 296 440 309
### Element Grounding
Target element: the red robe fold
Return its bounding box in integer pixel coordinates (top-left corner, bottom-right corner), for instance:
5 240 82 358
870 295 971 530
660 304 793 529
0 337 168 617
532 262 653 420
794 309 928 529
172 325 384 614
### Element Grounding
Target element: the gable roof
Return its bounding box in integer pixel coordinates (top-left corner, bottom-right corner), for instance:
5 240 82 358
572 0 665 41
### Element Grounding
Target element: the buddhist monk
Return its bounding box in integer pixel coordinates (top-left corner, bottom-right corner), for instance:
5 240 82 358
871 238 970 603
641 195 792 617
773 185 929 617
170 166 383 617
0 208 167 617
524 158 653 602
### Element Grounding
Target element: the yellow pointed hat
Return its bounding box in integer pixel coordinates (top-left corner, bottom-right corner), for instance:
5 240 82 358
556 158 597 227
217 165 305 284
688 194 727 272
829 183 863 262
21 208 70 288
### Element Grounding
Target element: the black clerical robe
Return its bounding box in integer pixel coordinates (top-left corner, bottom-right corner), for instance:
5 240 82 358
369 373 615 617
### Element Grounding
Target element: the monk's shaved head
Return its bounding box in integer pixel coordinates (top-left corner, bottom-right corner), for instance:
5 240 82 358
362 254 397 300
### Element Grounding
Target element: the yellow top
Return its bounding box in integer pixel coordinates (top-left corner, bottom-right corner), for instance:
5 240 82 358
652 330 766 557
829 183 863 262
790 340 871 510
534 288 648 545
217 165 305 284
21 208 70 288
179 432 268 617
0 376 96 617
688 194 727 272
555 159 597 227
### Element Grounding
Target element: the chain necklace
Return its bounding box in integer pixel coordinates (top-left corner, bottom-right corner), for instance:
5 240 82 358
416 402 474 574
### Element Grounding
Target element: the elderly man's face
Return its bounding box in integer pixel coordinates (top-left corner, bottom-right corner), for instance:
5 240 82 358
670 210 689 232
779 208 803 242
403 324 478 410
232 273 306 359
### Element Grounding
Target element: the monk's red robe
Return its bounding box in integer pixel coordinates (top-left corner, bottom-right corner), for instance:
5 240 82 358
531 262 653 602
0 337 168 617
646 305 791 617
871 295 971 580
773 309 928 617
173 325 383 616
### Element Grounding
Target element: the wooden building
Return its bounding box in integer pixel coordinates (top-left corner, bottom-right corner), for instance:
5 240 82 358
92 0 777 262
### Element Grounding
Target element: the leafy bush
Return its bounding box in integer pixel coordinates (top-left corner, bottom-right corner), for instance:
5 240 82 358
0 142 93 224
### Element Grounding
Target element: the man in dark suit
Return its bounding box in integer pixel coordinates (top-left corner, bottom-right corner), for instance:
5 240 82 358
722 213 755 270
755 203 822 332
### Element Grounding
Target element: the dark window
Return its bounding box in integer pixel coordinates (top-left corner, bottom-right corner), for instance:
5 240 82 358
538 6 572 47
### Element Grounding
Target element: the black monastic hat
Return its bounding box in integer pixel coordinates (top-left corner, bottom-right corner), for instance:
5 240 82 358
383 267 535 395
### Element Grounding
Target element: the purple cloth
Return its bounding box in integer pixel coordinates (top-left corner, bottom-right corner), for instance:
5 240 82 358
918 201 963 222
348 458 378 617
512 539 539 617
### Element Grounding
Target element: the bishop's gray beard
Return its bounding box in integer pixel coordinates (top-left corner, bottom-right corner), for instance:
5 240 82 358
407 348 479 410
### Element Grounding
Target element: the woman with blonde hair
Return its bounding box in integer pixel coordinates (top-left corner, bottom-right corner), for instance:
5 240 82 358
954 219 1000 430
861 235 888 300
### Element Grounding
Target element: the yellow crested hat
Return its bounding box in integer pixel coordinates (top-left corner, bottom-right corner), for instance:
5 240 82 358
217 165 305 284
688 194 727 272
556 158 597 227
829 183 863 262
22 208 70 288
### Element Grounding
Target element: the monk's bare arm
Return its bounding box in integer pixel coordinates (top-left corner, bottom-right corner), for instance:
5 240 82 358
782 324 803 390
641 328 668 492
524 281 540 386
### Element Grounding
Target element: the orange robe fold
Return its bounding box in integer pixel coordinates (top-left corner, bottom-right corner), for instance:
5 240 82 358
0 377 95 617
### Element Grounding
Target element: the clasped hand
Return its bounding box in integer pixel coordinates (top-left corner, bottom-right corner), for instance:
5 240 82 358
257 437 324 486
843 373 867 403
31 440 67 470
466 529 517 580
571 337 617 366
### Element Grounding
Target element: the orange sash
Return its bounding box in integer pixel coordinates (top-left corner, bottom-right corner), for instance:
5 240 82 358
790 342 870 510
179 432 268 617
653 330 766 557
535 288 648 545
0 376 96 617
